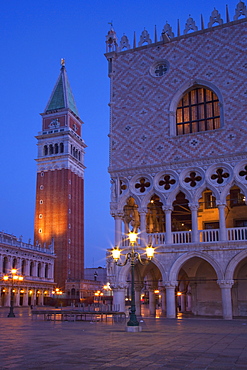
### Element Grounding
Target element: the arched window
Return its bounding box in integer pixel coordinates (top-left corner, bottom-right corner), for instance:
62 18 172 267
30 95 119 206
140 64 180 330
60 143 64 153
12 258 17 269
54 143 59 154
30 262 34 276
176 87 220 135
49 144 53 155
45 264 48 278
44 145 48 156
21 260 26 275
37 263 41 277
3 257 8 274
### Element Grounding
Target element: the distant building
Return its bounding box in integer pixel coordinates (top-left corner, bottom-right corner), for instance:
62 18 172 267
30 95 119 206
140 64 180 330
0 232 55 307
84 267 107 284
33 61 86 290
105 3 247 319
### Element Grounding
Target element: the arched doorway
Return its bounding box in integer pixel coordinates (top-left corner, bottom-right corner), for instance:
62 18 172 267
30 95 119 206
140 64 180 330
177 256 221 317
128 260 162 317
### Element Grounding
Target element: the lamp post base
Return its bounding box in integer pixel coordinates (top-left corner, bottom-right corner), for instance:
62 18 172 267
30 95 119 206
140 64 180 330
126 325 142 332
7 308 15 318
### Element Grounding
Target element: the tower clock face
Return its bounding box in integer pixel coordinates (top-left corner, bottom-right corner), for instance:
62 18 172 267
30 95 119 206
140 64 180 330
49 119 60 129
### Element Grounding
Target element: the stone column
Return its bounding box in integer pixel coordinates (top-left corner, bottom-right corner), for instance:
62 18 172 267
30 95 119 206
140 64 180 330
15 289 20 307
189 203 199 242
164 207 172 244
40 262 45 278
0 254 3 274
217 203 227 241
135 285 142 316
23 289 29 306
218 280 234 320
149 289 156 317
139 209 147 247
180 293 186 312
114 213 123 247
160 288 166 317
26 260 31 277
112 286 126 313
39 291 44 306
165 282 177 318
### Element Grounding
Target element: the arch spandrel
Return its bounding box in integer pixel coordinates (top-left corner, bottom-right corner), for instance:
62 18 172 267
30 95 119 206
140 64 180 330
168 251 224 282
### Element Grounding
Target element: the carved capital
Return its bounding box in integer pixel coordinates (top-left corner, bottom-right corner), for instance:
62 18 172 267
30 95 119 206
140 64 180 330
163 281 177 289
217 280 234 289
188 203 199 211
163 205 173 212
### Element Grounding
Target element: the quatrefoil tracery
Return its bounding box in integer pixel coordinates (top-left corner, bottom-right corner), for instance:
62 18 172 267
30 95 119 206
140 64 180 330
184 171 202 187
211 168 229 184
159 175 176 190
135 177 151 193
239 165 247 181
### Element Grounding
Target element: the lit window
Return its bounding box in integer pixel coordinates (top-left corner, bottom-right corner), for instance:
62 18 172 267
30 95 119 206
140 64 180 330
176 87 220 135
39 229 42 233
40 200 43 204
39 214 43 219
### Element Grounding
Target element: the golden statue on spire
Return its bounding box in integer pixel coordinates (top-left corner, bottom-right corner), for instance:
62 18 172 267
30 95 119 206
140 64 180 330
61 58 65 67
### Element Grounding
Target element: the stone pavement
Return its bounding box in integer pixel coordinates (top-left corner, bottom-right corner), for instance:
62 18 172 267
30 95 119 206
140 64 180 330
0 308 247 369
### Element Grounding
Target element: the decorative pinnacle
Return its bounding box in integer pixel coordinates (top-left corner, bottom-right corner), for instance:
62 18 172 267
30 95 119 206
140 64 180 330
61 58 65 67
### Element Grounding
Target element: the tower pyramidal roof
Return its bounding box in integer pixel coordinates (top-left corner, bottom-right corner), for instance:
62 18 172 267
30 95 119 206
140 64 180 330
44 59 79 117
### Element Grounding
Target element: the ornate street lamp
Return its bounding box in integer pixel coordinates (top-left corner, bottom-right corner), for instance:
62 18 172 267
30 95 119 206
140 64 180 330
3 268 23 318
112 232 154 328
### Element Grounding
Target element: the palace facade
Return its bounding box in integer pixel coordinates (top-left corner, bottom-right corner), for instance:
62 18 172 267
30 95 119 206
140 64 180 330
105 2 247 319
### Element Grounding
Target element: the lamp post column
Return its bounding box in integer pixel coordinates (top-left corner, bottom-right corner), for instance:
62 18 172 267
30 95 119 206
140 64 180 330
8 278 15 317
127 252 139 326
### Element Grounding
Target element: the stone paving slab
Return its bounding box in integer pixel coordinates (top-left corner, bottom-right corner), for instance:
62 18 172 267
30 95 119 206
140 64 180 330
0 308 247 369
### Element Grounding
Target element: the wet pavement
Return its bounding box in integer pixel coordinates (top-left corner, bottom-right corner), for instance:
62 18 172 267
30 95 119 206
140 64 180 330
0 307 247 369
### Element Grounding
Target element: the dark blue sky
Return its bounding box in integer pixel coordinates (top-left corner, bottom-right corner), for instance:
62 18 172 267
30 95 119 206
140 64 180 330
0 0 240 267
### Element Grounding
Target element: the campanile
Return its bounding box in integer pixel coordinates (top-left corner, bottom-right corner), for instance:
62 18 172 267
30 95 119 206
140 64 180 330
34 61 86 289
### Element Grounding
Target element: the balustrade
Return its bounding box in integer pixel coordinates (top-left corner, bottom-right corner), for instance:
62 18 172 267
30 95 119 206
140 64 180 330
119 226 247 247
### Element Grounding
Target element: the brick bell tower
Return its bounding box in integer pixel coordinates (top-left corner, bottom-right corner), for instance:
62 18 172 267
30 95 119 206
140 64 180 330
34 60 86 289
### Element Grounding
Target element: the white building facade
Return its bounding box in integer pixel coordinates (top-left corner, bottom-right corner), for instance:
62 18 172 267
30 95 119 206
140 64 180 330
105 2 247 319
0 233 55 307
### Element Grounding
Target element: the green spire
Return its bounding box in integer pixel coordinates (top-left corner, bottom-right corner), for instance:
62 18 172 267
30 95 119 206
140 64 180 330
45 63 79 116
